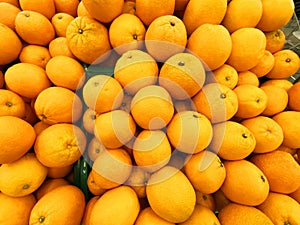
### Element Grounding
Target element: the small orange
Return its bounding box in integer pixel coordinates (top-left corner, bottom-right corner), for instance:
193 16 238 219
0 2 21 31
237 71 260 87
87 136 105 162
287 81 300 111
82 108 98 134
87 171 107 196
264 29 286 53
35 178 70 200
260 78 293 91
0 89 26 118
211 64 238 89
51 12 75 37
48 37 76 59
249 50 275 77
19 45 51 69
135 207 175 225
53 0 79 17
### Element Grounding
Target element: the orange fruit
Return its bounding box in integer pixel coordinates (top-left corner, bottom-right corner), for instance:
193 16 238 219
0 0 19 7
135 207 175 225
195 191 216 211
233 84 268 119
260 78 293 91
146 166 196 223
260 85 288 116
53 0 79 17
0 23 22 65
109 13 146 55
29 185 86 225
264 29 286 54
167 111 213 154
272 111 300 149
34 123 86 167
250 150 300 194
46 55 85 90
22 102 38 125
0 89 26 118
35 178 70 200
19 0 55 19
222 0 263 33
256 0 295 32
192 83 239 123
290 186 300 204
114 50 158 95
211 64 238 89
218 203 274 225
87 171 107 196
135 0 175 26
33 121 50 136
34 86 83 124
0 193 36 225
266 49 300 79
19 45 51 69
133 130 172 172
130 85 174 130
66 16 111 64
77 1 92 17
145 15 187 62
82 108 98 135
288 81 300 111
220 159 270 206
187 24 232 70
87 136 105 161
249 50 275 77
82 0 124 23
183 0 227 35
15 10 55 46
257 192 300 225
158 52 206 99
209 121 256 160
89 185 140 225
0 152 48 197
0 116 36 164
226 27 266 72
184 151 226 194
241 116 284 153
51 12 74 37
47 164 73 178
82 196 100 225
48 36 76 58
0 2 21 31
237 71 260 87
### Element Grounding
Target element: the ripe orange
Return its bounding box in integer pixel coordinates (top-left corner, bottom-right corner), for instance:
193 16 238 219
81 196 100 225
211 64 238 89
87 137 106 161
76 1 92 17
51 12 74 37
82 109 98 135
19 0 55 19
48 37 76 58
53 0 79 17
0 2 21 31
288 81 300 111
249 50 275 77
35 178 70 200
33 121 50 136
195 191 216 211
264 29 286 53
237 71 260 87
260 78 293 91
0 89 26 118
135 207 174 225
86 171 107 196
19 45 51 69
22 102 39 125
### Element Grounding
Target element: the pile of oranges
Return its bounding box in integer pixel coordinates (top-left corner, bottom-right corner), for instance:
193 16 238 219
0 0 300 224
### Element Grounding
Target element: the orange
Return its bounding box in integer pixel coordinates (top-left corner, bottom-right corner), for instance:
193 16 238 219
184 151 226 194
237 71 260 87
266 49 300 79
226 27 266 72
15 10 55 46
167 111 213 154
0 23 22 65
0 152 48 197
66 16 111 64
187 24 232 70
0 2 21 30
35 178 70 200
192 83 239 123
109 13 146 55
0 0 19 7
47 164 73 178
183 0 227 35
222 0 263 33
288 81 300 111
19 0 55 19
114 50 158 95
33 121 50 136
158 52 206 99
87 171 107 196
233 84 268 119
218 203 274 225
34 86 83 124
34 123 86 167
135 207 175 225
260 85 288 116
135 0 175 26
29 185 86 225
130 85 174 130
133 130 172 172
249 50 275 77
51 12 74 37
46 55 85 90
77 1 92 17
209 121 256 160
146 166 196 223
19 45 51 69
82 0 123 23
256 0 295 32
264 29 286 53
0 89 26 118
211 64 238 89
241 116 284 153
260 78 293 91
0 116 36 164
89 186 140 225
257 192 300 225
48 37 76 58
82 108 98 135
82 196 100 225
22 102 39 125
87 136 105 161
195 191 216 211
53 0 79 17
0 193 36 225
145 15 187 62
290 186 300 204
250 150 300 194
272 111 300 149
220 160 269 206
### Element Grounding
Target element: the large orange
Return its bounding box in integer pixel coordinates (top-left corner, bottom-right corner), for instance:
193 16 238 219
19 0 55 19
0 2 21 31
